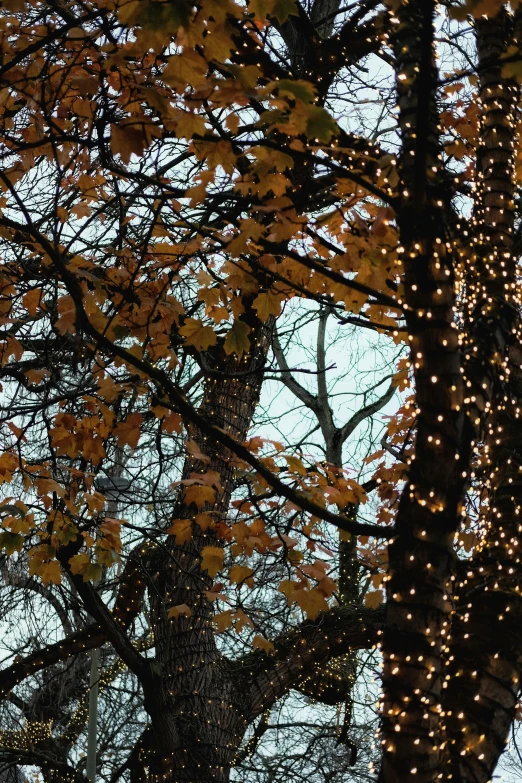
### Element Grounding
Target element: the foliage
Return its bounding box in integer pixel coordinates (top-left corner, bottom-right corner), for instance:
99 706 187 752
0 0 522 782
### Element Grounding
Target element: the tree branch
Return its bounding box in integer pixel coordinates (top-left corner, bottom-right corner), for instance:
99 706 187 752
237 603 384 721
337 381 395 446
0 215 391 539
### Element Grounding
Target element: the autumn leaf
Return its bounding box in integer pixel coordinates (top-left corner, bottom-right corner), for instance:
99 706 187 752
253 291 283 321
252 634 275 654
305 106 338 143
200 546 224 577
183 485 216 509
285 455 306 475
40 561 62 585
22 288 41 316
0 531 24 555
249 0 272 20
295 588 329 620
279 580 329 619
273 78 315 103
68 552 91 577
163 49 208 91
113 412 143 448
269 0 298 23
55 295 77 335
167 518 193 544
185 438 211 464
229 564 255 588
175 112 207 139
111 124 147 165
214 610 233 632
224 320 250 358
168 603 192 620
0 452 18 483
179 318 217 351
195 512 214 531
365 589 384 609
99 518 123 551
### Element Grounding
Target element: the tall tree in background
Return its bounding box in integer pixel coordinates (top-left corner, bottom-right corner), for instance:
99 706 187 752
0 1 522 783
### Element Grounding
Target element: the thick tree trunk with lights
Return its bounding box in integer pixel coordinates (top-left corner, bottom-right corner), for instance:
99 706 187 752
442 10 522 782
379 2 470 781
143 319 269 783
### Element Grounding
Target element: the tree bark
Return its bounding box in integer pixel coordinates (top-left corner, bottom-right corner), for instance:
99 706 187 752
442 12 522 779
143 316 270 782
379 2 470 780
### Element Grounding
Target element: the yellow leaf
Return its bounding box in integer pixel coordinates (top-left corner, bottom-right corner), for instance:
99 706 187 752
295 588 329 620
224 320 250 358
68 552 91 576
40 561 62 585
270 0 298 23
252 634 275 654
99 518 123 552
110 124 147 165
113 412 143 448
195 512 214 531
200 545 224 577
163 49 208 91
370 573 384 589
175 112 207 139
179 318 217 351
253 291 283 321
83 562 103 582
285 455 306 475
229 564 255 588
183 485 216 509
22 289 41 316
55 295 76 335
168 603 192 619
167 518 193 544
214 610 233 632
365 589 384 609
234 608 254 632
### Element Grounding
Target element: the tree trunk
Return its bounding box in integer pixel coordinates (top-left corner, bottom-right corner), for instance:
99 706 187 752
442 9 522 781
379 2 469 779
143 320 271 782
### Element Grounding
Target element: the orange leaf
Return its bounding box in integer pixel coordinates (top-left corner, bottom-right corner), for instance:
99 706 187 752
22 289 41 316
113 412 143 448
183 485 216 509
39 561 62 585
179 318 217 351
214 609 233 632
224 319 250 358
185 438 211 464
252 634 275 654
167 603 192 620
200 546 224 577
167 518 193 544
253 291 283 321
55 295 77 335
365 589 384 609
229 564 255 588
111 124 146 164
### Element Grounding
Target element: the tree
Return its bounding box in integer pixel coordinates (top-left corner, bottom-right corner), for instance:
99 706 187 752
0 0 522 782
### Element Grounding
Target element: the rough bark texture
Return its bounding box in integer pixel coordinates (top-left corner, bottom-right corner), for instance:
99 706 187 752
379 2 470 781
144 318 270 783
442 10 522 782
